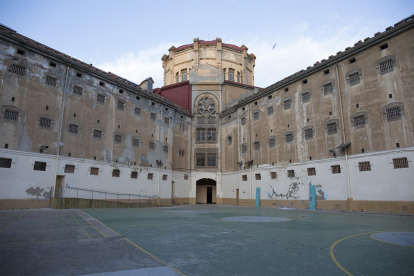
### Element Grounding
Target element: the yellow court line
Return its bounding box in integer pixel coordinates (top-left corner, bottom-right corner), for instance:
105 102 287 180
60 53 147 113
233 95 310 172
0 237 99 246
75 211 107 238
17 212 25 219
220 218 292 222
370 232 414 248
0 225 10 233
69 212 91 239
80 210 185 276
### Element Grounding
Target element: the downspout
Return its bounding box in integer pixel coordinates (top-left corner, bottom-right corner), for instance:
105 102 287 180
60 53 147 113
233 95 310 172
335 63 352 210
248 105 253 206
52 65 70 201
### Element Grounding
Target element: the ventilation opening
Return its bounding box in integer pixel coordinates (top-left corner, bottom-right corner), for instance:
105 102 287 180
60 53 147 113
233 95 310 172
349 57 356 63
254 101 257 105
76 73 82 78
396 143 400 148
46 106 48 110
17 49 25 55
380 43 388 50
11 97 15 102
136 96 140 100
268 95 272 99
324 69 329 75
49 62 56 67
356 103 359 108
99 81 105 86
5 144 8 148
389 94 393 99
284 87 289 92
362 148 365 153
302 79 307 84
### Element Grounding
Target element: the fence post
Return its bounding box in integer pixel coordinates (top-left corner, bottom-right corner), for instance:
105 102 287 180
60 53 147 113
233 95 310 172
91 189 94 209
117 193 119 208
49 187 52 208
128 194 130 209
59 186 62 209
76 188 78 209
104 192 106 209
139 195 140 208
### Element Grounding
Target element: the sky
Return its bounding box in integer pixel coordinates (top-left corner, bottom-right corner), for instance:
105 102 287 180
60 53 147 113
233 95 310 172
0 0 412 88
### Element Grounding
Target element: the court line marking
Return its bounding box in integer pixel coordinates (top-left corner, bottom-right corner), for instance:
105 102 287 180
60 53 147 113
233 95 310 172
220 217 292 222
75 211 107 238
116 220 220 227
370 232 414 248
330 230 404 276
80 210 186 276
0 212 25 233
0 237 100 246
69 212 91 239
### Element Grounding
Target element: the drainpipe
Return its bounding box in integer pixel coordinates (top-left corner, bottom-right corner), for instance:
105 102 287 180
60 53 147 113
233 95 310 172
335 63 352 210
52 65 70 202
248 105 253 206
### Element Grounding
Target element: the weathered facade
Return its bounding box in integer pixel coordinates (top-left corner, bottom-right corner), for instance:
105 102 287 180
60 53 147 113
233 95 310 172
1 15 414 213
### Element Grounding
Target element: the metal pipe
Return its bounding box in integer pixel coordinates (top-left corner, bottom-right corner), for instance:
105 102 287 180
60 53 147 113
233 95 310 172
59 186 62 209
76 189 78 209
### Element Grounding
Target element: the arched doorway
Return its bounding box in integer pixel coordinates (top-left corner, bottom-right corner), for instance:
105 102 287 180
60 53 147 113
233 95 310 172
196 178 216 204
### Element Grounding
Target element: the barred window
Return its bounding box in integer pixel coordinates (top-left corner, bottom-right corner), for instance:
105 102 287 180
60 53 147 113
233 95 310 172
241 144 247 154
196 129 206 142
241 117 246 125
285 133 293 143
117 101 125 111
208 117 215 124
149 142 155 150
358 162 371 171
150 113 156 120
271 172 277 179
198 117 205 124
163 145 169 153
65 165 75 173
97 94 105 104
307 168 316 176
184 174 188 180
353 115 366 127
386 106 401 121
179 149 184 157
148 173 153 180
227 136 232 145
254 141 260 150
131 171 138 179
182 73 187 82
242 175 247 181
114 134 123 143
164 117 170 125
323 83 333 95
228 72 234 82
0 158 12 168
39 117 52 128
304 128 313 140
93 129 102 139
255 174 261 180
207 154 216 167
348 72 360 85
301 92 310 103
112 169 120 177
207 129 216 142
287 170 295 177
283 99 291 110
331 165 341 174
10 64 26 76
162 174 168 181
4 109 19 121
268 137 276 148
90 167 99 175
196 153 205 167
327 123 337 135
253 112 259 121
132 139 140 147
176 73 179 83
267 106 274 116
46 76 57 87
393 157 408 169
134 107 141 116
73 86 83 96
68 124 79 134
379 59 393 73
34 161 47 171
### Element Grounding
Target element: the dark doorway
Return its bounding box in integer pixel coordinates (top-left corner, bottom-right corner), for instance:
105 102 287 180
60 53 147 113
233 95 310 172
207 187 212 204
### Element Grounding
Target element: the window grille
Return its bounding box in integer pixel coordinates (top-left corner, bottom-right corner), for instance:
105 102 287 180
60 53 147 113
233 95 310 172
196 154 205 167
112 169 120 177
271 172 277 179
253 112 259 121
254 141 260 150
132 139 140 147
163 145 169 153
323 83 333 95
149 142 155 150
237 75 240 83
117 101 125 111
134 107 141 116
148 173 153 180
241 144 247 154
0 158 12 168
97 94 105 104
327 123 337 135
179 149 184 157
228 73 234 82
287 170 295 177
164 117 170 124
304 128 313 140
90 167 99 175
196 129 205 142
162 175 168 181
331 165 341 174
207 129 216 142
39 117 52 128
241 117 246 125
267 106 274 116
10 64 26 76
227 136 232 145
46 76 57 87
255 174 261 180
73 86 83 95
242 175 247 181
93 129 102 139
114 134 122 143
358 162 371 171
307 168 316 176
68 124 79 134
131 172 138 179
182 74 187 81
353 115 366 126
176 73 179 83
283 99 291 110
4 109 19 121
197 117 205 125
65 165 75 173
379 59 393 73
301 92 310 103
285 133 293 143
386 106 401 121
208 117 215 124
34 161 47 171
150 113 156 120
268 138 276 148
207 154 216 167
348 72 360 85
393 157 408 169
184 174 188 180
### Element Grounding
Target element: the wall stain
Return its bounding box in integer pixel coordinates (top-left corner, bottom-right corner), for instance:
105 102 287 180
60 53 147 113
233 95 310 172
26 186 44 197
270 182 303 199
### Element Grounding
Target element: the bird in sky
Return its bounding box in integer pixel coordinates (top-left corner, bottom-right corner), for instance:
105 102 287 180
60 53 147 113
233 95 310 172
272 43 277 50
